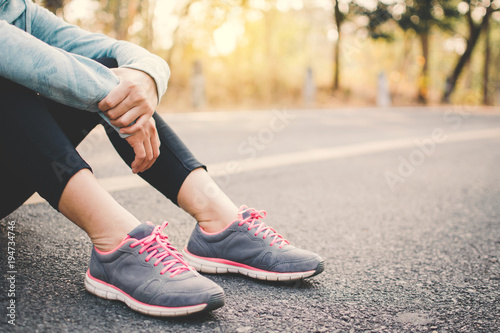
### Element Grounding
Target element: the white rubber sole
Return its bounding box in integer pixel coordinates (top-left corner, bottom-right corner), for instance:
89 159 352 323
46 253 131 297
182 250 318 281
84 271 211 317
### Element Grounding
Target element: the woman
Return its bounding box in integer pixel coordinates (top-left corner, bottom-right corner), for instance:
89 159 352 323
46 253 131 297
0 0 324 317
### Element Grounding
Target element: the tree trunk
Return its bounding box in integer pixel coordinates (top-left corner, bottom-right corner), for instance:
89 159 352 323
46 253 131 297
112 1 125 40
483 13 491 105
109 0 138 41
417 32 429 104
333 36 340 91
139 0 156 49
333 0 342 92
442 6 492 103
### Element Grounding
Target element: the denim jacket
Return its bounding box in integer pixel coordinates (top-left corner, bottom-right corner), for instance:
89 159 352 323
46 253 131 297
0 0 170 133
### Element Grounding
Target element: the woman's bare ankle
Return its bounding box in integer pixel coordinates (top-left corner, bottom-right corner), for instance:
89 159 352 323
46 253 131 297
89 219 141 252
91 234 128 252
194 206 239 233
58 169 142 252
178 168 240 233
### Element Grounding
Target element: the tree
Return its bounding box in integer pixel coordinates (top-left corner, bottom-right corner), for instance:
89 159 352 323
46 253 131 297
483 8 491 105
442 0 497 103
332 0 345 91
37 0 66 14
362 0 459 104
99 0 140 41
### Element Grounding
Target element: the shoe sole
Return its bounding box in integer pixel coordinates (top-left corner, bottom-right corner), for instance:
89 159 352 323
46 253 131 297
85 270 224 317
183 248 325 281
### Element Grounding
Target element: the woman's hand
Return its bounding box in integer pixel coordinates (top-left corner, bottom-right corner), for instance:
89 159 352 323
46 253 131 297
98 68 160 173
124 117 161 174
98 67 158 131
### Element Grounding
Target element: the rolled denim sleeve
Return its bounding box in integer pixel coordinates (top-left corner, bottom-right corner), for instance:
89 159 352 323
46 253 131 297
0 19 119 112
0 19 125 134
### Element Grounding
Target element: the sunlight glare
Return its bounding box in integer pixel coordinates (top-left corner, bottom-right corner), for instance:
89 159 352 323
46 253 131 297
64 0 99 23
213 21 245 56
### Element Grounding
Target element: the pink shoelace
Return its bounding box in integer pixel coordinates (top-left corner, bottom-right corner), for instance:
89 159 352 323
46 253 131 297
238 207 290 248
129 222 193 277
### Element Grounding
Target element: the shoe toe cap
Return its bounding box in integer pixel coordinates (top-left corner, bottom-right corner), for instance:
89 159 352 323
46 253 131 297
270 247 324 273
146 274 224 308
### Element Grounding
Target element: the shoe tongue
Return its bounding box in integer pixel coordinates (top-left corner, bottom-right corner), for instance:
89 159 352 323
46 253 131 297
128 223 155 240
240 209 263 224
240 209 252 220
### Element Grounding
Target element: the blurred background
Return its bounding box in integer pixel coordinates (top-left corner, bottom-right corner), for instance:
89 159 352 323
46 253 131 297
37 0 500 111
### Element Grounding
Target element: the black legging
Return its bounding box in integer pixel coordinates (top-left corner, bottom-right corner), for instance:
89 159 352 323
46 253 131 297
0 58 204 219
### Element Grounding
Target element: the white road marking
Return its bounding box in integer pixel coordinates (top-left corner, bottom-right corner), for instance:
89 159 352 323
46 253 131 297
23 127 500 205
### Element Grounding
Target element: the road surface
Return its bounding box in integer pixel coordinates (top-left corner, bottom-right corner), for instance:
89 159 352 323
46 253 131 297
1 106 499 332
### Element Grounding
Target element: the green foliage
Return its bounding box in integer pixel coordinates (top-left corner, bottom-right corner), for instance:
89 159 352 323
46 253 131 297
358 0 460 40
35 0 65 14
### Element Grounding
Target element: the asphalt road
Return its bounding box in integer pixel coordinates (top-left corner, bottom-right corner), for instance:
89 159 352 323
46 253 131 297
1 106 499 332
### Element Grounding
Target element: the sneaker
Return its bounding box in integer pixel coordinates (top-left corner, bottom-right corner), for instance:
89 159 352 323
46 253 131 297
183 206 325 281
85 222 225 317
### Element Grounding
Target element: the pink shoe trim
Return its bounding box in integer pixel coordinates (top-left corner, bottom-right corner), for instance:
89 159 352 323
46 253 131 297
94 236 132 255
86 270 207 310
184 248 314 275
129 222 192 277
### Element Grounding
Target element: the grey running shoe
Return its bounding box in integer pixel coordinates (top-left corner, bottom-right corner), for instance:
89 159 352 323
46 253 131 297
183 206 325 281
85 222 225 317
